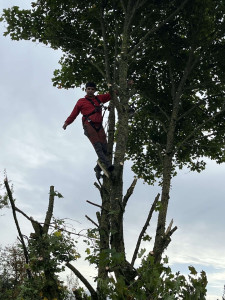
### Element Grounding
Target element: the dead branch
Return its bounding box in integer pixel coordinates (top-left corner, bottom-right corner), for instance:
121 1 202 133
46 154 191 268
86 200 102 209
43 186 55 234
4 178 32 279
163 225 178 251
15 205 85 238
96 211 101 225
85 215 99 228
122 177 138 208
66 262 98 300
131 193 160 267
165 219 173 235
94 181 101 191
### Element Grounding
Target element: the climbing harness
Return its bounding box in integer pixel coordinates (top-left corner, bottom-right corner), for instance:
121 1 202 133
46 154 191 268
83 97 107 132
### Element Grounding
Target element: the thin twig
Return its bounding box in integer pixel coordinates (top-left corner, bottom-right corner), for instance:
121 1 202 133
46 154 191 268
15 206 85 237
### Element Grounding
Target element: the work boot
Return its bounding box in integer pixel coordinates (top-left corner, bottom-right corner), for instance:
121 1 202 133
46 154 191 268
94 165 102 180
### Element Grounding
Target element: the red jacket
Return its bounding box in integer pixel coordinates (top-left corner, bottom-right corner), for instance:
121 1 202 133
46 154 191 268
65 93 111 125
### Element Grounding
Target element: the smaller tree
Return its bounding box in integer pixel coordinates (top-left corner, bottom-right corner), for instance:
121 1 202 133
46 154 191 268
2 179 82 300
0 243 27 300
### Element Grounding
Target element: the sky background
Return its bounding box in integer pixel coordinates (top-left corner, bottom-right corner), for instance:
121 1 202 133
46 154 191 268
0 1 225 299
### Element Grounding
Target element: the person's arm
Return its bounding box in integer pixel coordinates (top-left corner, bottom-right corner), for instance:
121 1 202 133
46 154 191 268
62 100 81 130
98 93 111 104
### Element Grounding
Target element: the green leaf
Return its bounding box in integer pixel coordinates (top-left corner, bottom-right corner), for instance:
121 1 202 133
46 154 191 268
189 265 198 275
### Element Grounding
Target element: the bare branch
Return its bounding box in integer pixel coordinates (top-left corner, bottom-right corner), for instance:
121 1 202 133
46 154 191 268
4 178 32 279
66 262 98 300
94 181 101 191
15 206 85 238
163 225 178 250
43 186 55 234
96 211 101 225
122 177 138 208
14 206 32 221
165 219 173 235
85 215 99 228
86 200 102 209
131 193 160 267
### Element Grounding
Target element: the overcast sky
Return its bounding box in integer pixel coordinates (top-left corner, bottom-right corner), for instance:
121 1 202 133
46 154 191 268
0 1 225 299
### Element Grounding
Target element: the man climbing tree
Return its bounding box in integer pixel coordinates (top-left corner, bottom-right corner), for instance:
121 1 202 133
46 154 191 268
2 0 225 298
62 82 114 179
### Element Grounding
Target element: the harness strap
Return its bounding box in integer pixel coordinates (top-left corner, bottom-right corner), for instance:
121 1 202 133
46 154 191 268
86 120 102 132
83 96 104 132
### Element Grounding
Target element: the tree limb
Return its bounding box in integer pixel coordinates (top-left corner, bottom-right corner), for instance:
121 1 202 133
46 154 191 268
86 200 102 209
43 186 55 234
99 1 111 83
122 177 138 208
66 262 98 300
131 193 160 267
85 215 99 228
4 178 32 279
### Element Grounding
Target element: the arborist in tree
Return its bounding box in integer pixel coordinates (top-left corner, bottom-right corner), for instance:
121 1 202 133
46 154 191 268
63 82 114 179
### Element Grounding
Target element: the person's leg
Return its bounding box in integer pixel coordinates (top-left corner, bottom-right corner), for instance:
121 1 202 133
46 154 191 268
97 127 114 171
83 123 111 176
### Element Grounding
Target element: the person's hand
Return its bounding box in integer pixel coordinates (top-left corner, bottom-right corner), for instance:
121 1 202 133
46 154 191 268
62 123 68 130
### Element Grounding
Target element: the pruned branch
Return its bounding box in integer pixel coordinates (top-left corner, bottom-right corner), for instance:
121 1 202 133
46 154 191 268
43 185 55 234
86 200 102 209
66 262 98 300
131 193 160 267
15 205 85 238
122 177 138 208
94 181 101 191
165 219 173 235
4 178 32 279
85 215 99 228
163 225 178 251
